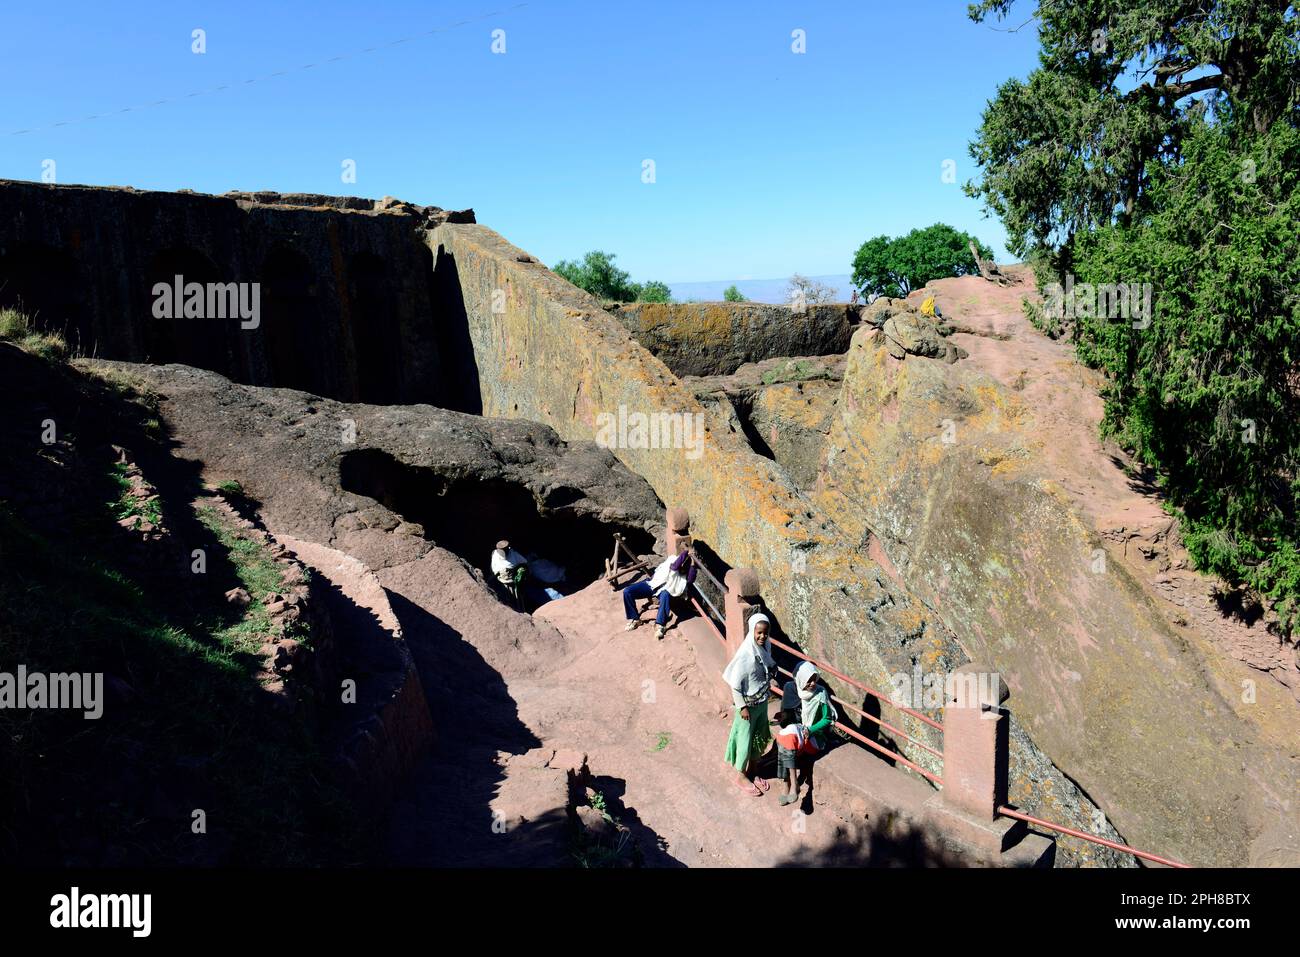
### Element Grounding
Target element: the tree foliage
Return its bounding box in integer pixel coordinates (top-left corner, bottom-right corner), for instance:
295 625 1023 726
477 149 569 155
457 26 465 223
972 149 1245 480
1073 120 1300 629
723 284 747 302
966 0 1299 260
637 280 673 303
552 250 671 303
966 0 1300 630
850 224 993 299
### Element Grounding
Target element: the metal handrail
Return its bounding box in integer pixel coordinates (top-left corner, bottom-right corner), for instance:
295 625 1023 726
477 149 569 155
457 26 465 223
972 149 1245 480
770 663 943 760
996 806 1190 869
617 533 1190 867
765 634 944 733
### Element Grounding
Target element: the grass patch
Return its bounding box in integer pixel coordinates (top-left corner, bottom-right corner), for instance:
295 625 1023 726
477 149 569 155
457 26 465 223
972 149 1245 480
0 306 68 361
196 503 310 655
0 503 354 865
106 461 163 527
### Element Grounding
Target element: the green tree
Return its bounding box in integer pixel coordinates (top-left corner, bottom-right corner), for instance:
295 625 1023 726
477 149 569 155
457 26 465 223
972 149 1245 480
850 224 993 298
965 0 1299 263
1072 120 1300 630
636 280 673 303
966 0 1300 632
552 250 639 301
552 250 671 303
723 285 746 302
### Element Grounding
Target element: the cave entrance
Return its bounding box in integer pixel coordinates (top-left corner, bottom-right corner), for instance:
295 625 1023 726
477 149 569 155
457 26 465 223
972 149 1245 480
338 448 656 604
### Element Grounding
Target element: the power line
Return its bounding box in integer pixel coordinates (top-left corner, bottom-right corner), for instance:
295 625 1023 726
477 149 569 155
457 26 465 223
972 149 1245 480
6 3 529 136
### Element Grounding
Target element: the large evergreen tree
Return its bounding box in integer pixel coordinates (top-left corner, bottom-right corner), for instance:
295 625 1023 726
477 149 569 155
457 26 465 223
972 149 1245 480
966 0 1300 630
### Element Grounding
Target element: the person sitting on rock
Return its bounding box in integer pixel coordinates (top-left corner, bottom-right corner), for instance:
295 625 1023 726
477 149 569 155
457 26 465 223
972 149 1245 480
491 539 528 609
722 612 777 797
773 660 838 805
620 538 696 639
920 290 944 321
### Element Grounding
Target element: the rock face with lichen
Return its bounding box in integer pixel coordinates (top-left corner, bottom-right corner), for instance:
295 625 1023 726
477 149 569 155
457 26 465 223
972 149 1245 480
812 325 1300 866
609 301 853 377
426 220 1130 866
683 355 845 490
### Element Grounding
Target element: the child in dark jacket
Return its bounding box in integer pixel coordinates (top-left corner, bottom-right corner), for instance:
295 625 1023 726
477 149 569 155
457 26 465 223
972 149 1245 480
620 539 697 639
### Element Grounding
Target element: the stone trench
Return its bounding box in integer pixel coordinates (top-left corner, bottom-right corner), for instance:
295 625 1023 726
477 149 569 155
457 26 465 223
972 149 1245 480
4 183 1297 867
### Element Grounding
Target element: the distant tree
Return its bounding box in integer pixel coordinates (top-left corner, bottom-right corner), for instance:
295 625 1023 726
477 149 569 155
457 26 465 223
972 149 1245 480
636 280 673 303
785 273 837 308
850 224 993 299
552 250 670 303
723 285 747 302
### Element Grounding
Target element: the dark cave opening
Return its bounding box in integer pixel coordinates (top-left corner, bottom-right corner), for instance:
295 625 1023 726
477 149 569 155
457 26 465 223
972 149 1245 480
338 448 656 597
346 252 403 404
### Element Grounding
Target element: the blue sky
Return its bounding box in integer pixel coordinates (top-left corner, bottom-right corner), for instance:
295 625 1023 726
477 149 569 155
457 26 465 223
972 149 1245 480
0 1 1040 285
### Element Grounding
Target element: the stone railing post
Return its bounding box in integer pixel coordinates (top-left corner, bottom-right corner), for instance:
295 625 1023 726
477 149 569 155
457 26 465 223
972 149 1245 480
942 663 1011 822
723 568 761 656
666 506 691 557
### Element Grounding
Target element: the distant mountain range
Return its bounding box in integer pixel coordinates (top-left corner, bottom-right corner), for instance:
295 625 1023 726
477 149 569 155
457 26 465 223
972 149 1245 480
666 274 855 305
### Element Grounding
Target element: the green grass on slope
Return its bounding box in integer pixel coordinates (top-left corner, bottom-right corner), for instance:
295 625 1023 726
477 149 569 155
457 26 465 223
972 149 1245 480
0 503 356 867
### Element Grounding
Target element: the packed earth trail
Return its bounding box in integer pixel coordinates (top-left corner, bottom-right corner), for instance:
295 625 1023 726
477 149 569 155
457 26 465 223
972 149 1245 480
385 578 874 867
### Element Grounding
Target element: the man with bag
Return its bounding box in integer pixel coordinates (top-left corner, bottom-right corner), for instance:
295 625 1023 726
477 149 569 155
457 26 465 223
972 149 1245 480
620 537 698 639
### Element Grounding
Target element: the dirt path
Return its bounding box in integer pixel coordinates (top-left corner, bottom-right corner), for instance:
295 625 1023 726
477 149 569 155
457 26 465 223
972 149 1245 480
384 574 857 867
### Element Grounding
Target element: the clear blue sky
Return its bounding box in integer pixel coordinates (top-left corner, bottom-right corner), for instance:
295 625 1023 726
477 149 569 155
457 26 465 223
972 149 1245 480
0 1 1040 284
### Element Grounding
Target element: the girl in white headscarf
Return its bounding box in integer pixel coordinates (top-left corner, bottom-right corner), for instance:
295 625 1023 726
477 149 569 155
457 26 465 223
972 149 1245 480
774 660 839 805
722 612 776 796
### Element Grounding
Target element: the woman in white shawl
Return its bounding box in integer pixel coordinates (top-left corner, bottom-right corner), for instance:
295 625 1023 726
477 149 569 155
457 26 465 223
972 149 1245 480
722 612 776 796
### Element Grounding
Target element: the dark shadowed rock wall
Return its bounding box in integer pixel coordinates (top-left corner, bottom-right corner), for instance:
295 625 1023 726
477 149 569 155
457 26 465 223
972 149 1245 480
0 180 471 404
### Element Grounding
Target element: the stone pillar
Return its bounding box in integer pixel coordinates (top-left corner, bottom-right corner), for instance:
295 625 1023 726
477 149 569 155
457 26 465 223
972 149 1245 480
724 568 761 656
941 663 1010 821
666 506 691 557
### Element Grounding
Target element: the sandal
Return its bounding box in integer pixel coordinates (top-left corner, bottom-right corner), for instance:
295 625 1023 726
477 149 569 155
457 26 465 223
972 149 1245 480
736 780 762 797
778 793 797 806
752 776 771 794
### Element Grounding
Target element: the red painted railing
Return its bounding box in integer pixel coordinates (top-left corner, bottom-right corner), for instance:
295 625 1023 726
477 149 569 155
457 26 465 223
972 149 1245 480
615 535 1190 868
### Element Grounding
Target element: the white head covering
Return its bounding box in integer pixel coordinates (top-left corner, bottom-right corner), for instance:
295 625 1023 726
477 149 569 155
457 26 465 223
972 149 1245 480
794 660 837 728
722 612 774 701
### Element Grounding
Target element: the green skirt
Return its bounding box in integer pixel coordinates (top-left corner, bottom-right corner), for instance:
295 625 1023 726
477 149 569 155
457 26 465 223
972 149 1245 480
724 701 772 773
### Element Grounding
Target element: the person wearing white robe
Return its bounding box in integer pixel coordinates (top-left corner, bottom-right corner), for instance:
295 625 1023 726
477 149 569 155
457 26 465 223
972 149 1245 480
722 612 776 795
